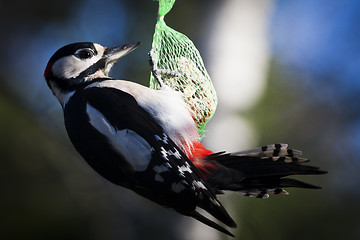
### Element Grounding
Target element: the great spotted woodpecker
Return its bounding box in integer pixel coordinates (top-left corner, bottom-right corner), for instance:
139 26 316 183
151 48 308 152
44 42 326 237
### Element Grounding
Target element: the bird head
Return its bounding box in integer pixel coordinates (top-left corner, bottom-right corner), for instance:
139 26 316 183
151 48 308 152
44 42 140 103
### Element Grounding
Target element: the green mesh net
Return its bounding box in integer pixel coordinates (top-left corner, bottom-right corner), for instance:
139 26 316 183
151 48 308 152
150 0 217 137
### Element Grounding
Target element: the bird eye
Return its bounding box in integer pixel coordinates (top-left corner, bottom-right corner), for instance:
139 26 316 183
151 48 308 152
75 49 94 59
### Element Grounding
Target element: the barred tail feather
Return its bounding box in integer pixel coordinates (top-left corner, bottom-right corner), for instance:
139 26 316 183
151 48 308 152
237 188 289 199
203 143 327 198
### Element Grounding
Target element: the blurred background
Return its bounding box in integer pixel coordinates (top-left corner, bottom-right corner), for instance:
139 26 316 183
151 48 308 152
0 0 359 239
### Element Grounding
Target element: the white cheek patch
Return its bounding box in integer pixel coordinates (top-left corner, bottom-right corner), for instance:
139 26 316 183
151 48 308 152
86 103 153 171
52 54 102 79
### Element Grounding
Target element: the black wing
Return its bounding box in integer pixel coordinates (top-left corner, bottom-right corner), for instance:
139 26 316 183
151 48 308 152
64 85 236 236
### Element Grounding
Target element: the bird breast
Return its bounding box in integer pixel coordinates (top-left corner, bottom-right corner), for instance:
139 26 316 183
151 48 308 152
87 80 199 154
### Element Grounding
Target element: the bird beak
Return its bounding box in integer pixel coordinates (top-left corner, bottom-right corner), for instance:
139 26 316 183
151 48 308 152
103 42 140 74
104 42 140 62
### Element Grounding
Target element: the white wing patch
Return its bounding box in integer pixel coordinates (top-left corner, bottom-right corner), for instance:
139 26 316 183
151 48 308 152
153 164 170 182
86 103 153 171
172 182 186 193
86 80 199 155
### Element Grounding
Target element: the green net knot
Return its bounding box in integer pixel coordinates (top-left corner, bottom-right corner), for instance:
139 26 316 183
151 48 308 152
155 0 176 17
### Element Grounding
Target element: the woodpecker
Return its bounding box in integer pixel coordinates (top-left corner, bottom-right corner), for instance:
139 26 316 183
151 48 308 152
44 42 326 237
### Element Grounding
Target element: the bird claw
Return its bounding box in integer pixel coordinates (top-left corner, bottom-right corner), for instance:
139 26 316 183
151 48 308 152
148 48 182 88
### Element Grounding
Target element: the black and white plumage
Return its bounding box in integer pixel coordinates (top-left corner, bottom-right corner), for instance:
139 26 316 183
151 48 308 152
44 42 326 237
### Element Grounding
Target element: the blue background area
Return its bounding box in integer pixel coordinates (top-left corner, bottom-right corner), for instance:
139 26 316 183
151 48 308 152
272 0 360 95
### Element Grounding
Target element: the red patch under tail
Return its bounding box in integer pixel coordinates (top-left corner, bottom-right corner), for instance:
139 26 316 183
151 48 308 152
187 142 217 175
